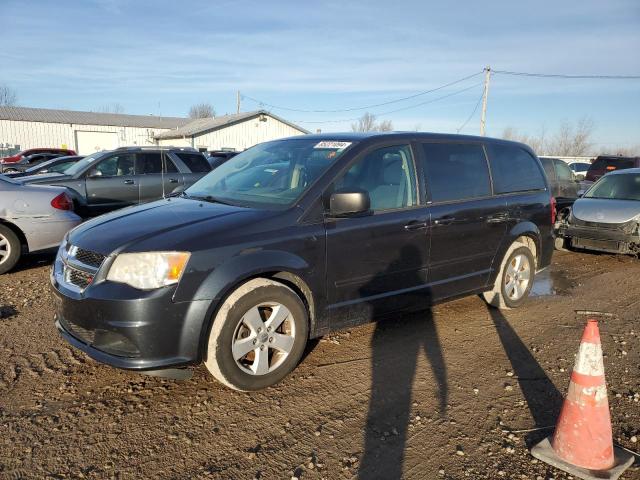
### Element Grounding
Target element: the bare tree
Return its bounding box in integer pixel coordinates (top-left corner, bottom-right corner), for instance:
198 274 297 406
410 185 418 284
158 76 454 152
351 112 394 132
189 103 216 119
97 102 125 114
0 85 17 106
548 116 594 156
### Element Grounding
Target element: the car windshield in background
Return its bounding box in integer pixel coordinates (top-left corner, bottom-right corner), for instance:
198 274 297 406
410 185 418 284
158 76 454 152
585 173 640 201
63 153 105 176
185 138 355 208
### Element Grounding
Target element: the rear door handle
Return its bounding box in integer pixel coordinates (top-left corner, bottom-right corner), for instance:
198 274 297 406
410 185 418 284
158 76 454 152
433 216 455 226
404 221 428 231
486 213 509 224
123 179 135 185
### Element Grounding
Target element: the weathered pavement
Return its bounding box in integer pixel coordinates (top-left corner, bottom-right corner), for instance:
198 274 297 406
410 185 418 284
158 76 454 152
1 250 639 479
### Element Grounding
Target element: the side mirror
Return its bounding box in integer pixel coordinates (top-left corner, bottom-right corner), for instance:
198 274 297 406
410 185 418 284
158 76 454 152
328 189 371 217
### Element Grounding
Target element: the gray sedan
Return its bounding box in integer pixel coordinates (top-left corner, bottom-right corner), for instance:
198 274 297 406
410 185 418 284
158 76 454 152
556 168 640 255
0 175 82 274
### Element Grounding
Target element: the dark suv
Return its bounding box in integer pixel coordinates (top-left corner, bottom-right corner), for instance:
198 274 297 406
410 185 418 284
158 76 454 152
22 146 212 216
585 155 640 182
51 133 554 390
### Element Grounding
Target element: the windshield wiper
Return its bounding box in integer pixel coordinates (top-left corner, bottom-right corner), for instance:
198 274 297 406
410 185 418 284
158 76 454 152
186 193 237 206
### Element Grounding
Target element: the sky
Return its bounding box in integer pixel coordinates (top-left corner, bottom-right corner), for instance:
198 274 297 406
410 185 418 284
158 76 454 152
1 0 639 151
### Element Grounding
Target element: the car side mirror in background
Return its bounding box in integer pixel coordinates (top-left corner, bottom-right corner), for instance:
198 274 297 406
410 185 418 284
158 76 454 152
328 189 371 218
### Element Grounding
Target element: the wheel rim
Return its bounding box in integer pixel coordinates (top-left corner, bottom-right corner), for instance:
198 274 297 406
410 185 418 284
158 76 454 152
504 253 531 301
0 233 10 265
231 302 295 376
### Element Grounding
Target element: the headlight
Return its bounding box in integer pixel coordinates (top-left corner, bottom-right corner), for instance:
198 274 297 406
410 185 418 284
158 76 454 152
106 252 190 290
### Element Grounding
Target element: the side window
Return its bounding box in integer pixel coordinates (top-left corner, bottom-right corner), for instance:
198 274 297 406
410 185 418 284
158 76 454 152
554 161 573 181
174 152 211 173
541 158 556 182
334 144 417 212
421 143 491 202
93 154 135 177
488 144 546 194
135 152 179 174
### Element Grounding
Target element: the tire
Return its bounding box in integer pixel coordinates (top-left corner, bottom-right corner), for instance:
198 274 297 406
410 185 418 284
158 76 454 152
204 278 309 391
482 244 536 309
4 168 19 173
0 225 21 274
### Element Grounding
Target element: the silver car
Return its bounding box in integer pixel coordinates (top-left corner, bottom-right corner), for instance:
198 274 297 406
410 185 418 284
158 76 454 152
556 168 640 255
0 174 82 274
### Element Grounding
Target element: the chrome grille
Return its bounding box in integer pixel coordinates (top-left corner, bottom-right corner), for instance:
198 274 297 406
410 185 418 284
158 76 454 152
65 266 93 289
74 248 105 268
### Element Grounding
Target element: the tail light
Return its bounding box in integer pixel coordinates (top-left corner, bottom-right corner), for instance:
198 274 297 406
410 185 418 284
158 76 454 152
550 196 557 225
51 192 73 211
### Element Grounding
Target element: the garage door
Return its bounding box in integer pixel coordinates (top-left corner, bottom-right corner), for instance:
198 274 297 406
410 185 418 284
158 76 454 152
75 131 118 155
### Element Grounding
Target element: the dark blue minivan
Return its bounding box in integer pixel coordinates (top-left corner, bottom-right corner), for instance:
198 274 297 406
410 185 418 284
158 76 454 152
52 133 554 390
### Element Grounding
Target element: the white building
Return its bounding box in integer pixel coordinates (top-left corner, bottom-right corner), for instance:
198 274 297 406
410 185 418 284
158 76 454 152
0 106 188 155
155 110 308 151
0 106 308 156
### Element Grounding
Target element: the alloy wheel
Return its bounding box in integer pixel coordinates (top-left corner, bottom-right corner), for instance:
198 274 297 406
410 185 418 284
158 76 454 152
231 302 295 375
0 233 11 265
504 253 531 301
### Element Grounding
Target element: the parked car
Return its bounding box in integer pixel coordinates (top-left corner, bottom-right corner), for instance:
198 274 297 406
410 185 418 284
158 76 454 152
206 150 239 169
1 147 76 165
539 157 580 211
51 133 554 390
556 168 640 255
0 175 82 274
585 155 640 182
0 152 66 173
20 146 212 216
568 161 591 181
5 156 84 178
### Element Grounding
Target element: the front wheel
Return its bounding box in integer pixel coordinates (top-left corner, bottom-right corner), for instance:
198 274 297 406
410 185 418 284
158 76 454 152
0 225 21 274
204 278 309 391
482 245 535 309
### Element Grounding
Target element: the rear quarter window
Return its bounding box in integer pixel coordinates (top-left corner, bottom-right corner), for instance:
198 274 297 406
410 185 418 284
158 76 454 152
488 144 546 194
174 152 211 173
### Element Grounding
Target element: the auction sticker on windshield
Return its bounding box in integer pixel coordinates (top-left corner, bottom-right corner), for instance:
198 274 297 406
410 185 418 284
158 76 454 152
314 141 351 150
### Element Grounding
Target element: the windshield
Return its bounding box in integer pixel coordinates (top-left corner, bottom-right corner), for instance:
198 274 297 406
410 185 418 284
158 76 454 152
63 152 107 176
185 138 355 208
571 163 589 172
585 173 640 201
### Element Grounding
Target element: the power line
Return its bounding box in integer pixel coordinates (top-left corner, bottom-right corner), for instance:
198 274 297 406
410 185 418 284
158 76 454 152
292 82 484 124
456 88 485 133
493 70 640 79
242 71 483 113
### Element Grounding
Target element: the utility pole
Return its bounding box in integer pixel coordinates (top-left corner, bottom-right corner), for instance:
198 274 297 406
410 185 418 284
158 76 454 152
236 90 241 114
480 66 491 136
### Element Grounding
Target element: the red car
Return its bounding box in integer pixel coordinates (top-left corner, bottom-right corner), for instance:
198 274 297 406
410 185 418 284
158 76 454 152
585 155 640 182
1 148 77 164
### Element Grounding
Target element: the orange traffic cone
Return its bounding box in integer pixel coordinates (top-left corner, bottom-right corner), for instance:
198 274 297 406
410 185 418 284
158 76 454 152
531 319 634 480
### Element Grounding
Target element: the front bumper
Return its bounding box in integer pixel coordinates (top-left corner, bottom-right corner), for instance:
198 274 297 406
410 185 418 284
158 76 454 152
51 264 213 371
558 223 640 255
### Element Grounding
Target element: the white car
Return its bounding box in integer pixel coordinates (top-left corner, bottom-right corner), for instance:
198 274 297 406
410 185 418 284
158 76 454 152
568 161 591 181
0 174 82 274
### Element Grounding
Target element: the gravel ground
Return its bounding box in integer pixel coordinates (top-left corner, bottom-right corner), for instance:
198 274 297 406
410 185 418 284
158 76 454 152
0 250 639 479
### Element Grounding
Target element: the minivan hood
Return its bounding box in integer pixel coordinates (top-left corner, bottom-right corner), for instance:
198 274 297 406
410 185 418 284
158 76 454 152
573 198 640 224
69 198 265 255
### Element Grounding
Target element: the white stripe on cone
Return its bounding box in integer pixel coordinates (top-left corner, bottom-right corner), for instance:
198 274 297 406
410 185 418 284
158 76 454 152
573 342 605 377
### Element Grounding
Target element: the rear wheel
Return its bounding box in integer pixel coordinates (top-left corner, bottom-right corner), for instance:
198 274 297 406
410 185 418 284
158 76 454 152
0 225 21 274
204 278 309 391
482 244 535 309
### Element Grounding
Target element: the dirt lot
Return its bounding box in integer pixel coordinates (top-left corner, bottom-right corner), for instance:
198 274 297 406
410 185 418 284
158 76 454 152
0 250 639 479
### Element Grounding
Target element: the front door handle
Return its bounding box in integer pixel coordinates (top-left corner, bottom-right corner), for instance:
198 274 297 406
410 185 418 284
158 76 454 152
123 179 135 185
404 221 428 231
433 216 455 226
168 178 179 184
